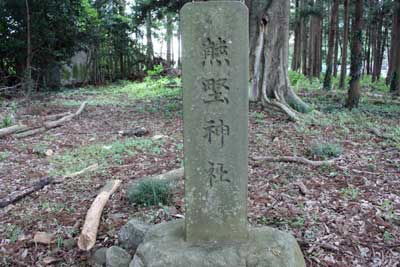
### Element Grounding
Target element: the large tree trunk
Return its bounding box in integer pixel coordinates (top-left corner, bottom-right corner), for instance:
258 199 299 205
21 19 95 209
347 0 363 110
387 4 398 85
323 0 339 90
390 1 400 94
248 0 310 121
339 0 350 89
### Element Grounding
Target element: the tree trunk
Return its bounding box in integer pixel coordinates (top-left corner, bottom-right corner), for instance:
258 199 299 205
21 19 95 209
248 0 310 120
347 0 363 110
339 0 350 89
300 0 308 76
388 1 400 87
24 0 33 93
292 0 301 71
146 10 154 70
323 0 339 90
166 14 173 66
390 1 400 94
333 17 340 78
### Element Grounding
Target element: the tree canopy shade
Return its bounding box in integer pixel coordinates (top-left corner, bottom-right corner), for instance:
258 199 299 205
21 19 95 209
0 0 94 85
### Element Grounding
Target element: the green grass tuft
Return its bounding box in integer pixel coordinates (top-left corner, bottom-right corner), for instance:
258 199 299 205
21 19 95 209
127 180 172 207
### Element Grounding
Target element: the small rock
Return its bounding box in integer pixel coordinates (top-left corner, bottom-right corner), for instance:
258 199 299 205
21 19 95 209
118 219 150 250
106 246 131 267
33 232 54 245
90 248 108 267
121 127 149 137
45 149 54 157
151 134 166 141
62 238 76 250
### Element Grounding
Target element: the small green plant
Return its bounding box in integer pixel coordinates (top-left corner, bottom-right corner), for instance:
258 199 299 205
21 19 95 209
309 141 343 160
252 112 265 124
1 115 13 128
5 224 22 243
383 231 394 243
127 180 172 207
0 151 10 161
340 187 360 200
146 64 164 78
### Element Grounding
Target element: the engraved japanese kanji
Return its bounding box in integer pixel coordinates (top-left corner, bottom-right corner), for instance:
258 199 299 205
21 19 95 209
202 78 230 104
203 119 230 147
207 161 230 187
202 37 230 66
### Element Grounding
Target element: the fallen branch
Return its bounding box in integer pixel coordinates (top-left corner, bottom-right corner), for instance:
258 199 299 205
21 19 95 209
0 177 55 209
15 102 87 138
0 124 29 138
0 164 99 209
369 128 397 141
78 180 121 251
0 83 22 92
252 156 336 167
43 112 72 121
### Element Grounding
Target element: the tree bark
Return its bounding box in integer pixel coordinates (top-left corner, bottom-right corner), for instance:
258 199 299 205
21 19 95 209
339 0 350 89
146 10 154 70
166 14 173 66
390 1 400 94
323 0 339 90
248 0 311 120
23 0 33 93
347 0 363 110
387 3 399 85
300 0 308 76
333 17 340 78
292 0 301 71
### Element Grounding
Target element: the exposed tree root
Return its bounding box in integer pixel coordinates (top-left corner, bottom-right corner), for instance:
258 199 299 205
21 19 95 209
0 124 29 138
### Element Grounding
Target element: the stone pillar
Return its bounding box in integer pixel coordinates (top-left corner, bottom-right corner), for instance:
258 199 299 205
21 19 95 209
182 1 249 242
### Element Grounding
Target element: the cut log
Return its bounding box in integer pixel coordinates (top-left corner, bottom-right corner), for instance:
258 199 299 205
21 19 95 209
0 124 29 138
252 156 337 167
78 180 121 251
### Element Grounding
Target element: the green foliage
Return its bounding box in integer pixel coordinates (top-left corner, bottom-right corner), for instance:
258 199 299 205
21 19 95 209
51 138 162 176
309 141 343 160
4 224 22 243
0 151 10 161
146 64 164 79
127 180 172 207
340 187 360 200
288 70 321 91
1 115 13 128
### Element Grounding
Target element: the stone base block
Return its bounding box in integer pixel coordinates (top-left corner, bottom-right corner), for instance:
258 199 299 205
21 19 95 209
130 220 305 267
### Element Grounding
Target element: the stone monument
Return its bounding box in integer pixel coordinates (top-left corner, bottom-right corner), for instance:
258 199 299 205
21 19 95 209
130 2 306 266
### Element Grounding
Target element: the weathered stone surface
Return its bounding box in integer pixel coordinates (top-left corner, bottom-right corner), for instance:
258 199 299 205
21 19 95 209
182 0 249 242
118 219 150 250
106 246 132 267
130 220 306 267
90 247 107 267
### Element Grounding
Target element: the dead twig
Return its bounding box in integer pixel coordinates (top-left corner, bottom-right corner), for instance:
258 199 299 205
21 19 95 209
0 164 98 209
252 156 337 167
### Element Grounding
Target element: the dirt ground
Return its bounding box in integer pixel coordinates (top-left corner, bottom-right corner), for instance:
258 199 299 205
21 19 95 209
0 83 399 267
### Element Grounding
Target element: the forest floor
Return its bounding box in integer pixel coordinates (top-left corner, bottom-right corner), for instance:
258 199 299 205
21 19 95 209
0 77 399 267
